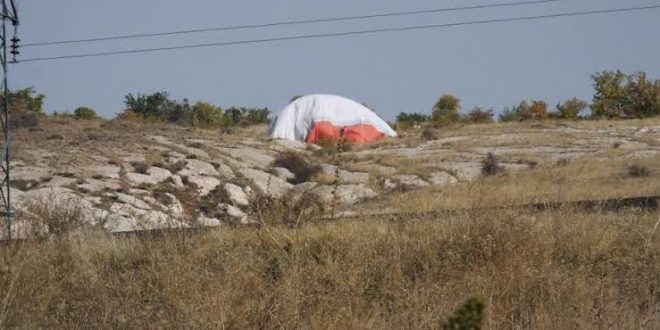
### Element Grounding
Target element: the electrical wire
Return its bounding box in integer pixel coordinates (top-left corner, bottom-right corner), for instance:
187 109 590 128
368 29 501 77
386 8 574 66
22 0 569 47
18 4 660 63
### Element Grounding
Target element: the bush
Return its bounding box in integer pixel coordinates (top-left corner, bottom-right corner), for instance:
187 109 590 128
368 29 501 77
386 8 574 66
115 109 141 121
464 107 494 123
225 107 271 126
396 112 429 125
121 91 270 127
481 152 503 176
432 95 461 126
421 128 439 141
591 70 660 118
529 100 548 119
124 91 172 119
3 87 45 114
274 151 321 183
74 106 98 120
555 97 588 119
190 102 227 127
441 295 486 330
499 100 548 122
10 111 40 129
627 164 650 177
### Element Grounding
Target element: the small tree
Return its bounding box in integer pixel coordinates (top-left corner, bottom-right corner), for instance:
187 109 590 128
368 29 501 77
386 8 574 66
396 112 429 125
464 107 494 123
190 101 226 127
124 91 172 119
432 94 460 126
591 70 660 118
529 100 548 119
499 100 547 121
555 97 588 119
591 70 628 118
624 71 660 118
4 87 45 114
73 106 98 120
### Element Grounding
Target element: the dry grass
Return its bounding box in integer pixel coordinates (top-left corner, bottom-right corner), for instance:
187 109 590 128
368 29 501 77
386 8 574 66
363 155 660 213
1 207 658 328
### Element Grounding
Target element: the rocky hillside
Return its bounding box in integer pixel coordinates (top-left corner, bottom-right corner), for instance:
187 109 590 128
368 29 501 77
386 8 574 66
5 117 660 237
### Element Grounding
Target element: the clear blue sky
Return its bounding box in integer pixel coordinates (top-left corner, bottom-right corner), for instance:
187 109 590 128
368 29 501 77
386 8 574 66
12 0 660 120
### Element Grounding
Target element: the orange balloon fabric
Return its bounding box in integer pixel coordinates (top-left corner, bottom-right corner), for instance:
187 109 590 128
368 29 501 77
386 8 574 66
305 121 386 144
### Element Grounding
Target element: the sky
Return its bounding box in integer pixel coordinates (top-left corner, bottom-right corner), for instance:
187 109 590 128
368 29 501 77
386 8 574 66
12 0 660 120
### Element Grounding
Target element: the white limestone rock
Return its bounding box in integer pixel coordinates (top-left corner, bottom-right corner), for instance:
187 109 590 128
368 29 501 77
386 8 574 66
187 176 220 196
197 215 221 227
177 159 219 178
392 174 429 188
239 168 293 198
89 165 121 179
273 167 295 181
312 184 377 205
338 170 370 184
428 171 459 186
224 183 249 206
170 174 185 189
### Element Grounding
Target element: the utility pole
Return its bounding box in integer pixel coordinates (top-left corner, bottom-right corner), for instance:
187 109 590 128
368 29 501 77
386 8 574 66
0 0 18 240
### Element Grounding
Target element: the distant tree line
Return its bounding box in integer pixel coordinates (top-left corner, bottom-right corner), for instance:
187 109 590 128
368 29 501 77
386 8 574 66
396 70 660 127
7 69 659 130
118 91 270 127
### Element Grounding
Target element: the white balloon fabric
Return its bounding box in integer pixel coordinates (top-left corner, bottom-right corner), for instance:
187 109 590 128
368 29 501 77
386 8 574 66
267 94 397 142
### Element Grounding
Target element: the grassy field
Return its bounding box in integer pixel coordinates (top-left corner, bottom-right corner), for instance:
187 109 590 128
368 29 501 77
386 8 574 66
1 207 658 328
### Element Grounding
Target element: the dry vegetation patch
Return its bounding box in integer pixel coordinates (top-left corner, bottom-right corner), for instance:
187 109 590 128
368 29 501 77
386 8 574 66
0 208 658 328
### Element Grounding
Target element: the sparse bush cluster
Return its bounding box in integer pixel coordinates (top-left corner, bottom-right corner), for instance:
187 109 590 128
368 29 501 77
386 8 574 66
117 91 269 128
395 112 429 126
273 151 321 183
591 70 660 118
4 87 45 128
395 70 659 126
73 106 98 120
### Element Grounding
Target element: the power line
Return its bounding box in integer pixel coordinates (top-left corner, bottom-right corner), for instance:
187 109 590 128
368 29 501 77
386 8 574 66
18 4 660 63
23 0 569 47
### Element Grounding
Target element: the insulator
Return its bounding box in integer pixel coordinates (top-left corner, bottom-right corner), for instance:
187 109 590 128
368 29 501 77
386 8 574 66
11 37 19 43
10 50 19 55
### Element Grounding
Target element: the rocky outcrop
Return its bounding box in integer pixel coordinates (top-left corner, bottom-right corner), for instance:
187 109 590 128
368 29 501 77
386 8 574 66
239 168 293 198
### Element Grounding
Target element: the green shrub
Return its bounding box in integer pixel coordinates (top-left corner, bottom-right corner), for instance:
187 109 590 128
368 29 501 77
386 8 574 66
73 106 98 120
124 91 172 119
224 107 270 126
432 95 461 127
591 70 660 118
121 91 270 127
555 97 588 119
3 87 45 114
190 102 227 127
396 112 429 125
441 295 487 330
499 100 548 122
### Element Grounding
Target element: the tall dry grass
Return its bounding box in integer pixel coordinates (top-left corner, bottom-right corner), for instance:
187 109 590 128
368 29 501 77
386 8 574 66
1 207 658 328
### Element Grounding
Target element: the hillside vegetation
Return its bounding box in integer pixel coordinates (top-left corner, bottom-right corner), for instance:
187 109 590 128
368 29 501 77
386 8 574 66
1 112 659 328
